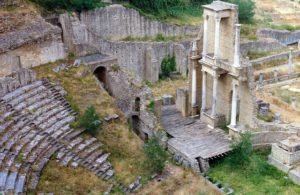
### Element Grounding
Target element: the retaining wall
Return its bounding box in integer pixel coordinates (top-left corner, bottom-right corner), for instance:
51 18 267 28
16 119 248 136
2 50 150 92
80 4 200 40
240 38 285 56
257 28 300 45
250 50 300 65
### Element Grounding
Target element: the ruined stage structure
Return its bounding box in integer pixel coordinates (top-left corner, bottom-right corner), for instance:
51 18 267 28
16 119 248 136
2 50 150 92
187 0 256 131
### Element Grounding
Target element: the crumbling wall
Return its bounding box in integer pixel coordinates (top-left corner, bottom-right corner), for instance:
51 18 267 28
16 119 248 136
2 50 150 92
80 4 200 40
0 68 36 97
240 38 285 56
250 50 300 66
59 12 196 81
0 16 66 76
257 28 300 45
0 0 22 7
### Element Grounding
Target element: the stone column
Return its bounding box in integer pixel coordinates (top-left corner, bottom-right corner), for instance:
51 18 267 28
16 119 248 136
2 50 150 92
201 71 207 111
288 50 293 74
202 15 209 61
233 24 241 67
211 74 218 117
191 68 197 108
230 83 238 127
214 15 221 59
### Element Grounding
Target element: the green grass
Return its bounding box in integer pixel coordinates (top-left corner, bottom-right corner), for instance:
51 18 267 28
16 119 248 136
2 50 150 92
208 149 300 195
121 33 196 42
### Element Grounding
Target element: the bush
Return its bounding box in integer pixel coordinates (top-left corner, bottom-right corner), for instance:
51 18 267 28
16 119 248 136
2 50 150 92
228 0 255 23
160 55 176 79
29 0 105 12
79 106 102 136
143 137 168 173
227 131 253 167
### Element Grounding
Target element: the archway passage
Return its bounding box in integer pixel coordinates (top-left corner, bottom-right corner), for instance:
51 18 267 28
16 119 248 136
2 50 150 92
135 97 141 112
94 66 107 88
132 115 140 136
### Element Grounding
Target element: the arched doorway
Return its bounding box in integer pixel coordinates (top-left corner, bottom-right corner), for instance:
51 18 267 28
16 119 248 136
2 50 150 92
131 115 140 136
135 97 141 112
94 66 107 88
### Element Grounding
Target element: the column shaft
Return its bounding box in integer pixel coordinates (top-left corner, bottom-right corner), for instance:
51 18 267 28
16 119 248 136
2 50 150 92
202 15 209 60
214 16 221 59
233 24 241 67
201 71 207 111
230 84 238 127
211 75 218 117
191 68 197 107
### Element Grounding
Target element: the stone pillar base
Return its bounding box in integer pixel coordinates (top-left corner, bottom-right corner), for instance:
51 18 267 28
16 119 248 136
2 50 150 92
228 125 241 139
191 105 199 116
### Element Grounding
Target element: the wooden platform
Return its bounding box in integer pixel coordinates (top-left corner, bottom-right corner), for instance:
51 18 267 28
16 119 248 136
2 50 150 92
161 105 231 161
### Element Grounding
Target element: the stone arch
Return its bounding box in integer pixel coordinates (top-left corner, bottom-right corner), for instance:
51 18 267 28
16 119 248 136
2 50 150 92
94 66 107 88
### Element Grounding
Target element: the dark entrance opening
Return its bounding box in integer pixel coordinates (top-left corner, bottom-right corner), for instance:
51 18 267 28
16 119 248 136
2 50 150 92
94 66 107 89
132 115 140 136
135 97 141 112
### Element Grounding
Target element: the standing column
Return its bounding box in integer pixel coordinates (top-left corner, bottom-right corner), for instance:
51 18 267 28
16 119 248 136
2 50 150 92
202 15 209 61
288 50 293 74
211 74 218 117
191 68 197 108
233 24 241 67
230 84 238 127
201 71 207 111
214 15 221 59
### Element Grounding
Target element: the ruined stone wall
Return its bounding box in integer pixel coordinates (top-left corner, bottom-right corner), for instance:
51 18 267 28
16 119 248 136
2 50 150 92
240 38 286 56
59 12 197 81
80 4 200 40
0 68 36 97
0 0 22 7
250 50 300 66
0 16 66 76
257 28 300 45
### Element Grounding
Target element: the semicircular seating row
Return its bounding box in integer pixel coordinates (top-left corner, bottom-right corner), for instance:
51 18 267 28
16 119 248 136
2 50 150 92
0 79 114 194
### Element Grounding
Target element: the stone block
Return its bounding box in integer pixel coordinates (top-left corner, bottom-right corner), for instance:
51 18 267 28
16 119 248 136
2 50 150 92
162 95 174 106
176 87 189 117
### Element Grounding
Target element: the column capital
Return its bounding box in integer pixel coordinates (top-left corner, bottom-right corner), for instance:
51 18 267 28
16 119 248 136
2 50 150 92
235 23 242 28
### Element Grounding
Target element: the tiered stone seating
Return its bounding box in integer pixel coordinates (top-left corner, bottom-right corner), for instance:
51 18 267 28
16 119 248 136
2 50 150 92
56 138 114 180
0 73 115 194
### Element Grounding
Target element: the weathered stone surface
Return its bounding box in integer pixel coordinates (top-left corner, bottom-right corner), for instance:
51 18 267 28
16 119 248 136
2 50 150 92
162 95 174 106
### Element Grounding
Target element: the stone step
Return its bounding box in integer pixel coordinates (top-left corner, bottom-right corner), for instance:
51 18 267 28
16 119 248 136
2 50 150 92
0 171 8 190
5 172 17 191
15 174 26 194
79 143 102 159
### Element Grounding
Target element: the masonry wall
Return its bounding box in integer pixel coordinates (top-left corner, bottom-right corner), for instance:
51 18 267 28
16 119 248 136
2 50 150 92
59 10 200 81
80 4 200 40
240 38 286 56
0 38 66 77
257 28 300 45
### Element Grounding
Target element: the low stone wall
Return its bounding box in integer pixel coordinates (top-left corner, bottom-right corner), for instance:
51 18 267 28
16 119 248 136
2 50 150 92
252 131 297 148
250 50 300 65
240 38 285 56
257 28 300 45
80 4 200 40
0 68 36 97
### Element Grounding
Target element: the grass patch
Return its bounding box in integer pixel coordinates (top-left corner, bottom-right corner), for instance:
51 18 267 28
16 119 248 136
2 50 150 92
208 149 300 194
150 77 187 98
253 59 288 70
33 60 153 186
121 33 196 42
257 112 274 122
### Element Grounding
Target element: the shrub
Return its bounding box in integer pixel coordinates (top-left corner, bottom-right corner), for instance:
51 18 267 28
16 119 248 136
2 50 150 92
147 100 155 114
79 106 102 136
160 55 176 79
111 64 120 72
228 0 255 23
29 0 105 12
143 137 168 173
227 131 253 167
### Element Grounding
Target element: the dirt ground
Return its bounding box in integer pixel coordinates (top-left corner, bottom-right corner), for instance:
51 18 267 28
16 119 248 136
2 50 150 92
255 0 300 26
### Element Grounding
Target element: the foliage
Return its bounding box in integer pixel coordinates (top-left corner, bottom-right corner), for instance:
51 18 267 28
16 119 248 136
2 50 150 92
143 137 168 173
208 149 300 194
227 131 253 167
257 112 274 122
79 106 102 136
147 100 155 114
228 0 255 23
218 121 229 133
111 64 120 72
160 55 176 79
29 0 106 12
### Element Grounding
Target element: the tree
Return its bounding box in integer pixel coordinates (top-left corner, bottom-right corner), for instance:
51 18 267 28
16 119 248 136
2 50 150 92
79 106 102 136
228 131 253 167
143 137 168 173
159 55 177 79
228 0 255 23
